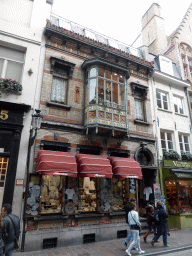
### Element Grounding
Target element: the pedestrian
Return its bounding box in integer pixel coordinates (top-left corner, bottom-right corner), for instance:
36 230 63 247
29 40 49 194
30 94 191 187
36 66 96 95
0 213 4 256
123 198 136 251
151 201 170 247
1 204 20 256
143 204 156 242
125 203 145 256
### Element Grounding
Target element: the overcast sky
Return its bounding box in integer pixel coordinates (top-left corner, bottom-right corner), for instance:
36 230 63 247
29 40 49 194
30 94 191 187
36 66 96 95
51 0 192 47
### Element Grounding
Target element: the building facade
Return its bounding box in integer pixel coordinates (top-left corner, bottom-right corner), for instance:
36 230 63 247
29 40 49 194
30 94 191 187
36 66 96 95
142 3 192 229
0 0 53 249
23 15 157 250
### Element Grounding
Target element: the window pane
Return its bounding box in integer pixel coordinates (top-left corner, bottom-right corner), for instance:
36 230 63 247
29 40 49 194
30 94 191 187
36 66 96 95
161 140 166 149
179 135 182 142
0 46 24 62
168 141 173 150
0 59 4 76
135 100 143 120
156 91 161 100
112 83 118 104
119 72 124 83
98 66 104 77
119 84 123 105
89 78 97 104
185 144 190 152
164 101 168 110
161 132 165 140
105 68 111 79
98 79 104 102
184 136 188 143
112 70 118 81
51 78 66 103
5 61 23 82
174 104 178 113
105 81 111 102
157 99 162 108
179 142 183 151
90 67 96 78
167 133 172 141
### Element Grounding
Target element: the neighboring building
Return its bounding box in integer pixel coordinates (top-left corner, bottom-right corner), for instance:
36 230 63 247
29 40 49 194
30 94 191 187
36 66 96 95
0 0 53 245
142 3 192 229
23 14 157 250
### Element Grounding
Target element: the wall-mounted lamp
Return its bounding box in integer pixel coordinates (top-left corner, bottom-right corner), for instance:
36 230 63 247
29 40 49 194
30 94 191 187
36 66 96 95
30 109 43 146
28 68 33 76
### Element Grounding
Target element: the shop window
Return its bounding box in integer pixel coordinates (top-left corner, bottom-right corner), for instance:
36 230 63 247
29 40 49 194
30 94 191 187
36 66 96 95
99 178 113 212
0 45 24 82
63 177 78 214
112 178 129 211
177 180 192 214
165 180 179 215
156 90 169 110
173 95 184 114
179 134 190 153
78 177 98 213
25 174 40 216
160 131 174 152
40 175 63 215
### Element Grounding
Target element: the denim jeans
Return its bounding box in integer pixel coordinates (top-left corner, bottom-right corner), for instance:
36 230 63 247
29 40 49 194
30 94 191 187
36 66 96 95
153 223 168 246
4 242 14 256
125 226 133 244
126 230 142 253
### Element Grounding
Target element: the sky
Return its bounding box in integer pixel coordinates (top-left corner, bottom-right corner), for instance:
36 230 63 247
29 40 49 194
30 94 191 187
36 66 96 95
51 0 192 48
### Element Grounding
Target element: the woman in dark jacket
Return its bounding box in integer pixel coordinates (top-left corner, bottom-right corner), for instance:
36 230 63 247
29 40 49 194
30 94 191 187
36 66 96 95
0 214 4 256
151 201 170 247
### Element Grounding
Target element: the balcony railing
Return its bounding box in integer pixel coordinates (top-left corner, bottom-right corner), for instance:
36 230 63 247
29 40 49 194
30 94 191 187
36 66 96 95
49 13 143 59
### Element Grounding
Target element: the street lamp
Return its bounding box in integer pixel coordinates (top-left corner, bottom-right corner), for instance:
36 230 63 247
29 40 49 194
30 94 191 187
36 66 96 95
21 109 43 252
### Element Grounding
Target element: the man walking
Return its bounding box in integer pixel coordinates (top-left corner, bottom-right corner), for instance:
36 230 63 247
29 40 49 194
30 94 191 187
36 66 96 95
1 204 20 256
123 198 137 250
151 201 170 247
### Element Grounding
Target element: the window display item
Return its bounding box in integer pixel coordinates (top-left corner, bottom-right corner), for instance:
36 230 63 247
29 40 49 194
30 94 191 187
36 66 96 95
144 186 152 201
65 188 75 200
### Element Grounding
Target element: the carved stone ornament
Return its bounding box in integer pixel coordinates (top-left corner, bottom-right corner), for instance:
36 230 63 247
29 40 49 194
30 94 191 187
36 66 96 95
130 82 148 100
50 56 75 78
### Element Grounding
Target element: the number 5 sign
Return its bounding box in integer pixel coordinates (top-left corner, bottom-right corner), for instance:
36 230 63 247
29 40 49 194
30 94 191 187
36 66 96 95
0 110 9 120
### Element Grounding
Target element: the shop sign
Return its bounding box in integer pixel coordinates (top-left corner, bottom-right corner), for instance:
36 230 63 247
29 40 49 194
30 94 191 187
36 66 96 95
0 108 23 124
164 159 192 168
16 179 24 185
159 55 173 76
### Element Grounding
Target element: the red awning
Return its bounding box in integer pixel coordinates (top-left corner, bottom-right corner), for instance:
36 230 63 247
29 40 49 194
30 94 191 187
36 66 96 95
108 157 142 179
36 150 77 177
75 154 113 178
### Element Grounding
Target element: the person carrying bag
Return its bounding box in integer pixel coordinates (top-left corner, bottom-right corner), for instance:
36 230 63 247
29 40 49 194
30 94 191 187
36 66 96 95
125 204 145 256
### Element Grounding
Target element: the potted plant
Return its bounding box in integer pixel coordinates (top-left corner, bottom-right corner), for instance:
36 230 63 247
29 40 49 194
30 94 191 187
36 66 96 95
0 78 22 96
181 151 192 161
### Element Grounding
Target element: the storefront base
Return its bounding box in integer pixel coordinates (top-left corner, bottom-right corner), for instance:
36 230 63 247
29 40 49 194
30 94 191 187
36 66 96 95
24 222 129 251
168 214 192 230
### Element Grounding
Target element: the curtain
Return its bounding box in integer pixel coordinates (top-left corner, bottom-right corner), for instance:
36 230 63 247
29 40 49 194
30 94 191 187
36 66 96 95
51 78 66 103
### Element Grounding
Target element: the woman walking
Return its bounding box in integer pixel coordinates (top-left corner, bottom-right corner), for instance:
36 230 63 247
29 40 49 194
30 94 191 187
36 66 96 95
143 204 156 242
125 203 145 256
0 213 4 256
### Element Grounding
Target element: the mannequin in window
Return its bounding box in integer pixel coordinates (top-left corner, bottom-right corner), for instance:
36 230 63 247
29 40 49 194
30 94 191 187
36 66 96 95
144 182 153 202
65 187 75 202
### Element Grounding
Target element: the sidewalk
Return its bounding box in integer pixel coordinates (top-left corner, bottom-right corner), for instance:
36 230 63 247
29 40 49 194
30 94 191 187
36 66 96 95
14 228 192 256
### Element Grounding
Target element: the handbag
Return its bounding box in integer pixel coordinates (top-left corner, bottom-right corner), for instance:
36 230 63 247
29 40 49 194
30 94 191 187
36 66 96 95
130 211 142 232
7 216 19 249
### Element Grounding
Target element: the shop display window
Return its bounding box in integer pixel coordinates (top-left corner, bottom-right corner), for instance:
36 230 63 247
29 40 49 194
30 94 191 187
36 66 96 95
177 180 192 214
165 180 179 214
112 178 129 211
63 177 78 214
98 178 112 212
78 177 98 213
26 174 41 216
40 175 63 215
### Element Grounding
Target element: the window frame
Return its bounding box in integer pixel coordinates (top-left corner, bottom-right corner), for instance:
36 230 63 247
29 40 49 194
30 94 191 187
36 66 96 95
51 76 68 104
173 95 184 115
178 134 190 153
156 90 169 110
0 46 25 82
134 98 145 121
160 130 174 152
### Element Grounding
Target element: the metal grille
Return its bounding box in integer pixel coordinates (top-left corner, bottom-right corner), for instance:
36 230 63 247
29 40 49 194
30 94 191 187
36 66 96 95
43 237 57 249
117 230 127 239
83 233 95 244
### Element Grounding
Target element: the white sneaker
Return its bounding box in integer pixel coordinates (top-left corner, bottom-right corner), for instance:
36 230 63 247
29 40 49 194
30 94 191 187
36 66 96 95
138 250 145 254
125 249 132 256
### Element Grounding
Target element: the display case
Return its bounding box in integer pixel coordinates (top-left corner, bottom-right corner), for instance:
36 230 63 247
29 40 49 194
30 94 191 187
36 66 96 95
177 180 192 214
63 177 78 214
165 180 179 215
25 174 41 216
40 175 63 214
112 178 129 211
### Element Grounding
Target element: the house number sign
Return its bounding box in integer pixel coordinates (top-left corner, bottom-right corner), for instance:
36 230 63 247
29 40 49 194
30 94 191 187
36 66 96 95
0 110 9 120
